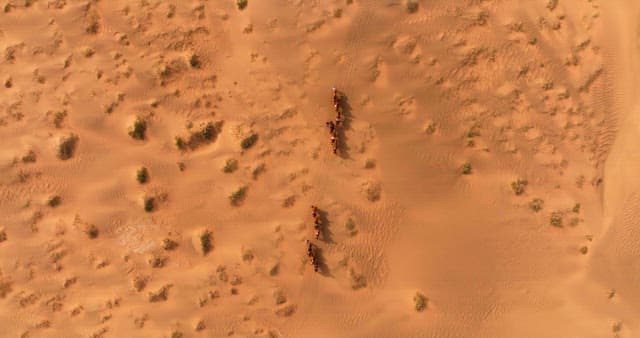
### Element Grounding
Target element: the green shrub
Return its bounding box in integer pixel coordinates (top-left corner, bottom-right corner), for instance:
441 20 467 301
48 195 61 207
175 136 186 150
461 162 472 175
129 118 147 140
529 198 543 212
572 203 581 213
511 179 528 195
223 159 238 173
240 133 258 150
58 134 78 160
229 186 248 206
237 0 248 10
21 150 36 163
406 0 418 13
200 231 212 255
414 292 427 311
136 167 149 184
365 159 376 169
86 224 99 239
144 197 155 212
550 212 562 227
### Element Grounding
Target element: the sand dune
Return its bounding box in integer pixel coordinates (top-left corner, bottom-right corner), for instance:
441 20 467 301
0 0 636 337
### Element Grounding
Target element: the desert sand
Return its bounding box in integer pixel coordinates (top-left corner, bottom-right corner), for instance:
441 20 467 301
0 0 637 337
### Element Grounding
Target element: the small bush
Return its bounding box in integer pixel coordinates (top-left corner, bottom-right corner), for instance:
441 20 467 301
58 134 78 160
572 203 581 213
237 0 248 10
223 159 238 173
550 212 563 227
579 246 588 255
162 238 178 250
86 224 99 239
242 248 254 262
128 118 147 140
177 162 186 171
48 195 61 207
406 0 418 13
144 197 155 212
21 150 36 163
241 133 258 150
252 163 266 180
136 167 149 184
529 198 543 212
189 54 201 68
365 159 376 169
53 111 67 128
461 162 472 175
346 218 357 236
200 231 212 255
133 276 147 292
174 136 186 150
511 179 528 195
414 292 427 311
0 230 7 242
229 186 248 206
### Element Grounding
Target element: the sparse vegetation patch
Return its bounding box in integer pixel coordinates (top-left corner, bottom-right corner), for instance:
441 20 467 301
550 212 563 227
58 134 78 160
529 198 544 212
229 186 248 206
511 178 528 195
200 231 212 255
241 133 258 150
129 118 147 140
137 167 149 184
461 162 472 175
48 195 61 207
223 159 238 173
237 0 248 10
414 292 428 312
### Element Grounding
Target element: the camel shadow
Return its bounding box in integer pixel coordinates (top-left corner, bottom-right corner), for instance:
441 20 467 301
316 208 335 244
336 90 353 159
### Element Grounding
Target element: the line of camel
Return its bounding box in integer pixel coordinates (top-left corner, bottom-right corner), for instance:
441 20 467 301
305 88 346 272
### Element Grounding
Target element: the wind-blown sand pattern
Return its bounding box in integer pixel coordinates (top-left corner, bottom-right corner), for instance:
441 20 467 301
0 0 637 337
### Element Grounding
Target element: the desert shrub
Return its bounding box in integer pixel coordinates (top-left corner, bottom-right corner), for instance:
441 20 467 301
546 0 558 11
48 195 61 207
149 255 167 268
350 269 366 289
461 162 472 175
177 162 186 171
237 0 248 10
200 231 212 255
133 276 147 292
223 159 238 173
148 284 171 302
550 212 563 227
189 54 201 68
511 179 528 195
229 186 248 206
136 167 149 184
252 163 266 180
345 218 357 236
529 198 543 212
365 159 376 169
21 150 36 163
414 292 427 312
572 203 581 213
242 248 254 262
579 246 588 255
53 111 67 128
58 134 78 160
170 331 183 338
365 182 381 202
128 118 147 140
144 197 155 212
406 0 418 13
0 230 7 242
162 238 178 250
174 136 186 150
86 224 99 239
241 133 258 150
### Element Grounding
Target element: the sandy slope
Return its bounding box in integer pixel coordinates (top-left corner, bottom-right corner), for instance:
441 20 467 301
0 0 633 337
